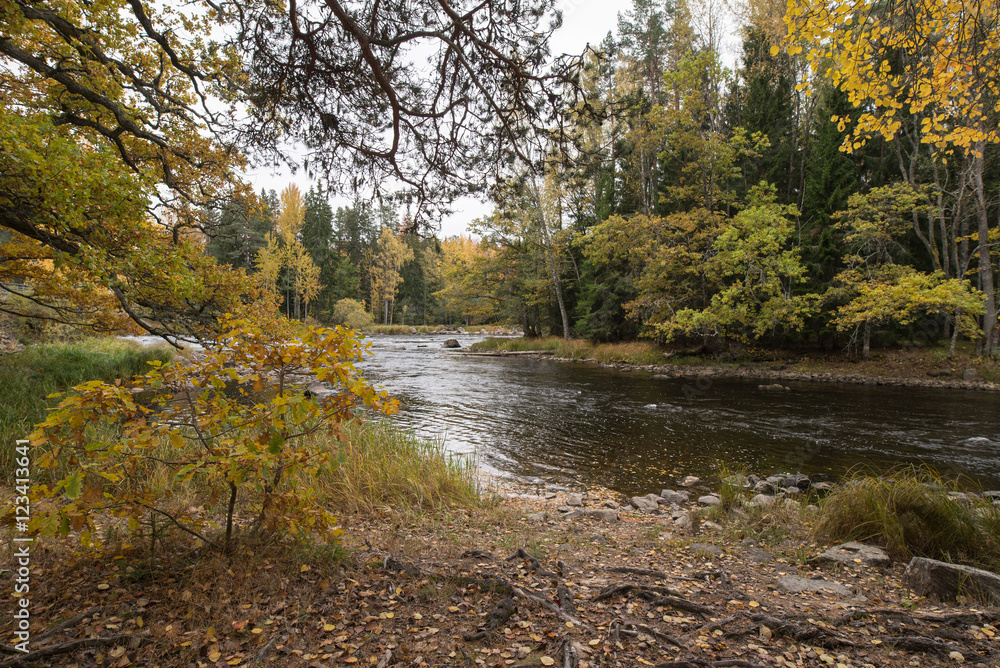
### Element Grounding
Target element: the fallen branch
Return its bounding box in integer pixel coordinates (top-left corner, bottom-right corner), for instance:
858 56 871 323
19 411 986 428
0 635 143 668
31 606 109 646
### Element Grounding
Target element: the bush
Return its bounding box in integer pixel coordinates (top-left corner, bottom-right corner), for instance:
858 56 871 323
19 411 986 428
331 298 374 329
814 466 1000 570
22 317 396 552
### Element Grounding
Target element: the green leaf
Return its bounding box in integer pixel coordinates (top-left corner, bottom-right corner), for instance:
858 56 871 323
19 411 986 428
268 432 284 455
63 471 83 499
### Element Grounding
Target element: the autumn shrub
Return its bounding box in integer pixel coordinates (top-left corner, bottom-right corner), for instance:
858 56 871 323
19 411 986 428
331 298 374 330
21 317 395 552
469 336 671 365
814 466 1000 570
0 338 173 477
312 421 483 514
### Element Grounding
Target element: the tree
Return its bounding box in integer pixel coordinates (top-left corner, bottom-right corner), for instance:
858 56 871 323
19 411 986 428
1 0 586 339
783 0 1000 351
255 185 323 319
366 227 414 325
435 236 495 325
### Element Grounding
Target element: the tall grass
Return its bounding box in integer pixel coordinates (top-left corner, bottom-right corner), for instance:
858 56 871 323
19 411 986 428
469 336 672 365
814 466 1000 570
312 421 484 514
0 338 174 474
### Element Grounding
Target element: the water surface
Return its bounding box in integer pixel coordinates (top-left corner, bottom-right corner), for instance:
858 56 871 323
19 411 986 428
363 334 1000 496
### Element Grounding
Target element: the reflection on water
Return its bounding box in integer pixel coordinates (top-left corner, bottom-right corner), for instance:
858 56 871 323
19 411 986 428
371 334 999 495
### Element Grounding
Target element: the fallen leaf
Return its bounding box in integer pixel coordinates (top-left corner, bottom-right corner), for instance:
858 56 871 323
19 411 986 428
540 658 555 666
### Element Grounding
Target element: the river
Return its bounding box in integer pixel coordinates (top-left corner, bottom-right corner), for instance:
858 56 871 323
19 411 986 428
363 333 1000 496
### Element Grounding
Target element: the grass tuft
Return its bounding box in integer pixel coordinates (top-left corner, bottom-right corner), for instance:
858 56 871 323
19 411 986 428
313 421 486 515
814 466 1000 570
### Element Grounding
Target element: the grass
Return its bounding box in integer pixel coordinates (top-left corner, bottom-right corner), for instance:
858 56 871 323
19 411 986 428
814 466 1000 570
312 421 486 515
0 337 174 474
468 336 673 365
363 324 516 335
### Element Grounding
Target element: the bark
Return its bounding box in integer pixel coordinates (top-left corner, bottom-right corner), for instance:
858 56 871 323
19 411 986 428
973 144 996 354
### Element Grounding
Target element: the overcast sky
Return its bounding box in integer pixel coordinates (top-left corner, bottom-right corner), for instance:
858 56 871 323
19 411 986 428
243 1 630 237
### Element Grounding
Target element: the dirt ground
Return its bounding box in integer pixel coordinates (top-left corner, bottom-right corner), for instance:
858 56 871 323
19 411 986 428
6 488 998 668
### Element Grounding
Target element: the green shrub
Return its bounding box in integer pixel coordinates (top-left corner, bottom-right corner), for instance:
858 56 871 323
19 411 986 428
814 466 1000 570
331 298 374 329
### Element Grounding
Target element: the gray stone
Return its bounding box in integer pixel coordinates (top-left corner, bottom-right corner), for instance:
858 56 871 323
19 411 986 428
741 547 774 564
982 490 1000 500
630 496 660 513
903 557 1000 605
749 494 776 507
603 500 621 510
811 482 835 494
556 505 573 513
526 512 547 523
660 489 690 505
777 575 853 597
963 368 980 382
814 542 891 567
689 542 724 557
543 492 558 500
785 486 801 495
698 495 721 506
753 480 777 494
566 493 584 507
722 474 749 489
758 383 790 391
673 514 692 530
442 338 461 348
784 473 812 490
563 508 620 522
680 476 701 487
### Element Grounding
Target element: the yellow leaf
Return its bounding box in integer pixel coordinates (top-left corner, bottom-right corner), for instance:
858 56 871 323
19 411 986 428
207 651 222 662
251 628 263 635
588 639 601 647
540 658 555 666
323 623 336 631
301 564 311 572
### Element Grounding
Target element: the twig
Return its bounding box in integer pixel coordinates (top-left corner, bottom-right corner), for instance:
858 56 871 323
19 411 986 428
32 606 109 645
247 635 277 668
623 622 685 649
0 635 142 667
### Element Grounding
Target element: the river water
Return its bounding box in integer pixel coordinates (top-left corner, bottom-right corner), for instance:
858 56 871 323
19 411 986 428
362 334 1000 496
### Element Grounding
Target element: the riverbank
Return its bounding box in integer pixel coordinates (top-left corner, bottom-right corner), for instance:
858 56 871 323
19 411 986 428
13 478 1000 668
466 337 1000 392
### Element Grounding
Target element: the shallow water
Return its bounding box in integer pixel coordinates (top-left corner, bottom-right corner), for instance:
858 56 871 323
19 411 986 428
362 334 1000 496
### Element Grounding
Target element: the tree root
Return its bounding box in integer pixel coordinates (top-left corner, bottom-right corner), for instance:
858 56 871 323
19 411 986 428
505 547 557 578
463 597 516 641
0 635 144 668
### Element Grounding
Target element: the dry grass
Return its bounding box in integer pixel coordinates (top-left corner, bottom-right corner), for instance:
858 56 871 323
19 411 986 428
468 336 672 365
814 466 1000 569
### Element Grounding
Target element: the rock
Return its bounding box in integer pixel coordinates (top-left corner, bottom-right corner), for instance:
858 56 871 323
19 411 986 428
526 512 547 523
660 489 690 505
783 473 812 490
903 557 1000 605
563 508 620 522
749 494 776 507
758 383 790 391
949 651 965 663
651 374 672 380
566 493 584 507
603 500 621 510
813 542 891 567
784 486 801 495
673 513 692 530
963 368 979 382
698 495 721 506
753 479 777 495
722 474 749 489
982 490 1000 500
629 496 660 513
811 482 835 494
689 542 724 557
777 575 853 597
556 505 573 513
927 368 954 378
442 338 461 348
409 327 417 334
543 492 558 500
741 546 774 564
680 476 701 487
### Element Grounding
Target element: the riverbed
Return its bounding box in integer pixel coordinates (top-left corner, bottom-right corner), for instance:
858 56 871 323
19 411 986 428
362 334 1000 496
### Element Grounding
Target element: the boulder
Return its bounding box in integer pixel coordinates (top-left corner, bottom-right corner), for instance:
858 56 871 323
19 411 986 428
660 489 690 505
740 546 774 564
982 490 1000 500
526 512 547 523
811 482 835 494
442 338 461 348
629 496 660 513
603 500 621 510
689 542 724 558
813 542 891 567
542 492 558 500
753 479 777 495
777 575 853 597
566 493 584 507
758 383 790 391
680 475 701 487
749 494 776 507
783 473 812 490
784 487 801 496
698 495 721 507
903 557 1000 605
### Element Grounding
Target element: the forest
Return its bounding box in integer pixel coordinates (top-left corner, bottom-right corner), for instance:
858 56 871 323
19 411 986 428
206 0 1000 361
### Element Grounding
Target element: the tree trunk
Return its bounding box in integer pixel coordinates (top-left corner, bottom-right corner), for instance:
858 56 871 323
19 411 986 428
862 320 871 361
534 182 571 339
973 144 996 355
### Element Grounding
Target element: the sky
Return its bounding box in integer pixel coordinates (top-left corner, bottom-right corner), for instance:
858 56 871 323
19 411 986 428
243 0 629 238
